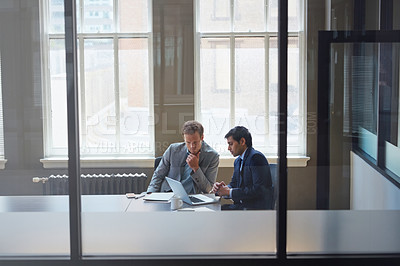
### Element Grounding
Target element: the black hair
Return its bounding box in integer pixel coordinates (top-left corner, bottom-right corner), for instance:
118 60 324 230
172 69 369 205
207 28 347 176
224 126 252 147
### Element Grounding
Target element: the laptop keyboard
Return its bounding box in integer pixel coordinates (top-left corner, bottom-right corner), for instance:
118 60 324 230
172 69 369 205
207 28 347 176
189 196 204 203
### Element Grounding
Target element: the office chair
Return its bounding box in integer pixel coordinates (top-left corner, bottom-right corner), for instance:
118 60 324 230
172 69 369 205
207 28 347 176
154 156 162 171
269 163 278 210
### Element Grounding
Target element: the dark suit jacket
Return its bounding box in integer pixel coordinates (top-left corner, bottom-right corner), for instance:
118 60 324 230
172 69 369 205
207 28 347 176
226 147 273 210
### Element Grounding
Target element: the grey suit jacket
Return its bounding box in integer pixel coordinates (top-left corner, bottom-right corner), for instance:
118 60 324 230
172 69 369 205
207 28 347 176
147 141 219 193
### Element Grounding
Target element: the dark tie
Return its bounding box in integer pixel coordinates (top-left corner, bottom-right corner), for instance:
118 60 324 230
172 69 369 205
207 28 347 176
238 158 243 187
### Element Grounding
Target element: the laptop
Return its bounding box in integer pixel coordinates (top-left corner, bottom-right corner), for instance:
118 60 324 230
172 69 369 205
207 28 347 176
165 177 219 206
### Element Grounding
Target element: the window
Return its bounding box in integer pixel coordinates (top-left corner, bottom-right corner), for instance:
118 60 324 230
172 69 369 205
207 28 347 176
0 51 5 162
196 0 306 156
42 0 153 159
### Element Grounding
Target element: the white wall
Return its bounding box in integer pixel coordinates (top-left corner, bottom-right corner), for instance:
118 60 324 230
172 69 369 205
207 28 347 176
351 151 400 210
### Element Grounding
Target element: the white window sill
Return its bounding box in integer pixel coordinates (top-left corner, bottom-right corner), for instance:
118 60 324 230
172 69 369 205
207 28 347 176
0 159 7 169
41 156 310 169
40 157 155 169
218 156 310 167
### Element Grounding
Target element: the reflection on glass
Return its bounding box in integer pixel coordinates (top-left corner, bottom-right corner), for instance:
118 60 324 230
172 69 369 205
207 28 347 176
385 141 400 179
198 0 231 32
46 1 153 158
198 1 305 156
50 39 68 150
200 38 231 153
268 37 278 154
49 0 65 34
359 127 377 160
0 1 70 257
269 37 303 154
82 212 276 256
0 52 4 159
119 0 149 33
287 0 302 32
234 0 265 32
235 37 267 148
288 210 400 254
267 0 302 32
351 54 378 134
82 39 116 154
287 37 302 154
335 43 379 159
119 38 151 154
83 0 114 33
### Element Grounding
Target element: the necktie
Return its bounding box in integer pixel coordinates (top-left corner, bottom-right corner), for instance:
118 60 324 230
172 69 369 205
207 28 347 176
181 162 194 194
237 158 243 187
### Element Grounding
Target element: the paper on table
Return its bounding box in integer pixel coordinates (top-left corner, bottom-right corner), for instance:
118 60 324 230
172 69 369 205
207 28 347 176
126 192 147 199
126 193 137 198
177 207 215 212
143 192 174 201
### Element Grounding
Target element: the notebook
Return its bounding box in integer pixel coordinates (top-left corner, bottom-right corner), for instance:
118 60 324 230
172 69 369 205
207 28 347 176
165 177 219 206
143 192 174 202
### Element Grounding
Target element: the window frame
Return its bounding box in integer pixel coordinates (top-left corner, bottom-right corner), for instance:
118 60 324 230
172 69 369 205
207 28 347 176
40 0 155 162
0 51 6 169
194 0 307 158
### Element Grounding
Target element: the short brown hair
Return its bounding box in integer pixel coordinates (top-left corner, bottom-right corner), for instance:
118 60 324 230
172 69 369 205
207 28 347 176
181 120 204 137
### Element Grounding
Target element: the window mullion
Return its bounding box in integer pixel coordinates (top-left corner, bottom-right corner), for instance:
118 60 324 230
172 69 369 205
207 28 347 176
265 33 270 146
194 0 201 122
299 32 306 155
114 35 121 153
79 35 86 153
230 0 235 128
41 1 52 157
78 0 85 154
114 0 119 32
148 0 155 156
79 0 84 32
300 0 307 155
113 0 121 152
230 35 235 129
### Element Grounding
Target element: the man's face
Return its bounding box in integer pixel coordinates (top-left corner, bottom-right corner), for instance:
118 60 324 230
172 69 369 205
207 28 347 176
184 132 203 155
227 136 246 157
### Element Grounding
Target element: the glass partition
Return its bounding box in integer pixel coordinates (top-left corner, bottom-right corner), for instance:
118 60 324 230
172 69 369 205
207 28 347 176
385 55 400 181
385 141 400 180
287 0 400 256
288 210 400 254
82 211 276 256
79 0 278 257
3 0 400 263
0 0 70 257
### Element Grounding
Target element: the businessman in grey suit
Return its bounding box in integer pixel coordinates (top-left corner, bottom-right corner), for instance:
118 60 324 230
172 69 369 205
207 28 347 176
147 120 219 194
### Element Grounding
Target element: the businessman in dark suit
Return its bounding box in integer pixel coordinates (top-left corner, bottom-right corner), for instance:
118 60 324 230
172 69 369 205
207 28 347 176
212 126 273 210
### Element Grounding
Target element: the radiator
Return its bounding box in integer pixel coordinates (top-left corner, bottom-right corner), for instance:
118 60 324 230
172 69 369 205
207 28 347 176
33 173 147 195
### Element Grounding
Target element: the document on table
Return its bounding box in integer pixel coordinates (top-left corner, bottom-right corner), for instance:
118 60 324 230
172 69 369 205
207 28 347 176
126 192 147 199
177 207 215 212
143 192 174 202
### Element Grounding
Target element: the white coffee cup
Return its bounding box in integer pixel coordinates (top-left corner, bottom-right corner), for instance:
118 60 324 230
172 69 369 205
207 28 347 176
170 196 183 210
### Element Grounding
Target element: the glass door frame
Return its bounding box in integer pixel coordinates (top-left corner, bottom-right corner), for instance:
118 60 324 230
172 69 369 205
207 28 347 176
317 30 400 209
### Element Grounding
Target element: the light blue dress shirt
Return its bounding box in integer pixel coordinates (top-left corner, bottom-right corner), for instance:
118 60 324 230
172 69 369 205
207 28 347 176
228 148 248 198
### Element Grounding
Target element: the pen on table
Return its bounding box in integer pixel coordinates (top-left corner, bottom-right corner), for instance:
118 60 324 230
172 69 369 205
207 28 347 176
177 208 195 212
135 192 150 199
